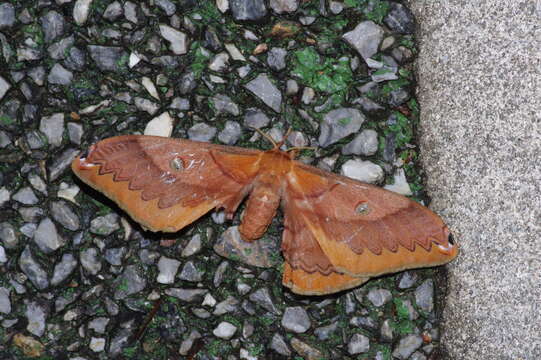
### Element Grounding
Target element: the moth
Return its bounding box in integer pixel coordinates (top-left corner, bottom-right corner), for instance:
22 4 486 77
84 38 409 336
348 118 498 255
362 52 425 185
72 134 458 295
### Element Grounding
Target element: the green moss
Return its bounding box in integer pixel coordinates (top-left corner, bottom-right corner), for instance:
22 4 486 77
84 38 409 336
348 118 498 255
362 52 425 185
393 298 410 320
0 115 15 126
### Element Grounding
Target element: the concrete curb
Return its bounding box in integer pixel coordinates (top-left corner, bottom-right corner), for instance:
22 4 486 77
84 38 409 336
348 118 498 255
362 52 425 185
409 1 540 358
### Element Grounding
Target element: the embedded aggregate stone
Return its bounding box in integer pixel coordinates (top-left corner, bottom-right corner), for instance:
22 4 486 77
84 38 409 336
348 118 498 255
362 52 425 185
50 200 80 231
49 148 81 181
80 248 102 275
270 333 291 356
0 76 11 100
281 306 311 333
113 265 146 299
90 213 119 236
159 24 188 55
415 279 435 313
181 234 202 257
51 253 77 286
178 261 204 282
0 222 17 249
87 46 126 71
341 159 384 184
342 129 379 156
41 11 65 43
367 288 393 307
348 333 370 355
393 334 423 359
218 120 242 145
319 108 365 147
384 3 415 34
249 287 280 314
230 0 268 21
0 287 11 314
188 123 217 142
25 301 47 337
33 218 64 254
12 187 39 205
0 3 15 29
157 256 181 284
244 108 271 128
39 113 64 148
244 73 282 112
343 21 384 61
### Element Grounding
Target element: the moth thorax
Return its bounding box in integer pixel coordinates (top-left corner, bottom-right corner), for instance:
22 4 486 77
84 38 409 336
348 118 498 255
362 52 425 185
239 183 280 241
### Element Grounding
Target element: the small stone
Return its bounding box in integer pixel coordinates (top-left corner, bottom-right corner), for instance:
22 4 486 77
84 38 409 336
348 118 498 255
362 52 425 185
19 246 49 290
0 287 11 314
225 43 245 61
104 247 127 266
202 293 217 307
157 256 181 284
141 76 160 100
212 94 239 116
145 112 174 137
329 1 344 14
164 288 207 302
13 334 44 358
209 52 230 72
384 3 415 34
123 1 138 23
342 129 379 156
178 261 204 282
372 68 398 82
159 24 188 55
0 189 11 208
213 322 237 339
393 334 423 359
34 218 64 254
319 108 365 147
216 0 229 13
108 329 130 357
341 159 384 184
41 11 65 43
188 123 217 142
244 74 282 112
25 301 47 336
270 333 291 356
169 97 190 111
218 121 242 145
181 234 202 257
267 47 287 71
367 288 393 307
51 253 77 286
244 108 270 128
64 47 87 71
179 330 202 355
90 213 119 236
230 0 267 21
302 87 315 104
177 71 197 95
415 279 434 313
350 316 378 330
0 76 11 100
381 319 394 342
214 226 279 267
281 306 311 333
67 122 83 145
249 287 280 314
156 0 176 16
348 333 370 355
134 97 160 115
113 265 146 300
57 182 80 203
80 248 102 275
314 322 338 341
73 0 93 26
213 261 229 287
13 187 39 205
87 46 126 71
48 36 75 60
49 148 80 181
270 0 298 14
0 3 16 29
384 169 413 195
213 295 239 315
50 200 80 231
398 271 418 289
343 21 384 61
88 317 110 334
90 337 106 352
290 338 323 360
39 113 64 148
389 87 410 107
286 79 298 95
103 1 123 21
0 245 6 263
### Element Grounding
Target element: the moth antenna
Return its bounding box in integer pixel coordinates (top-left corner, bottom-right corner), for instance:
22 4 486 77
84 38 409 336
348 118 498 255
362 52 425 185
249 126 278 148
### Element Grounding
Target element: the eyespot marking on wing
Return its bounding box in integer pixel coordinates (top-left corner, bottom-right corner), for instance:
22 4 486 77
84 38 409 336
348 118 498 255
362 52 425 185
169 156 185 171
355 201 370 215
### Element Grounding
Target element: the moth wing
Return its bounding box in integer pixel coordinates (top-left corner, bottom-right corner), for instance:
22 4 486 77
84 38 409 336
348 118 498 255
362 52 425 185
72 135 261 232
284 162 458 279
280 191 369 295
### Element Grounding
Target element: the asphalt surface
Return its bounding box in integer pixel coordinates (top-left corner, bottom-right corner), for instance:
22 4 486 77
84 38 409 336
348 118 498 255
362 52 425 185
408 0 540 358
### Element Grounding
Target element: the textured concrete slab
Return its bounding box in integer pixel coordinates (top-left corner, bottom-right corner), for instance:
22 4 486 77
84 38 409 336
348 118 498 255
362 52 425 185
408 0 540 358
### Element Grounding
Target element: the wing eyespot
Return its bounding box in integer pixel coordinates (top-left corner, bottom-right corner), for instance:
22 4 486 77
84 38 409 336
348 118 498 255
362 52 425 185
169 157 185 171
355 201 370 215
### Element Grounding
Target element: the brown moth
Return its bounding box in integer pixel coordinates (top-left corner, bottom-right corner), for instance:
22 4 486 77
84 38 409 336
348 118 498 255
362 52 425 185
72 134 458 295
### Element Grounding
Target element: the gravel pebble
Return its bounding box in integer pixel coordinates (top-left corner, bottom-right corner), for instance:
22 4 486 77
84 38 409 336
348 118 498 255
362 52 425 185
281 306 311 333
